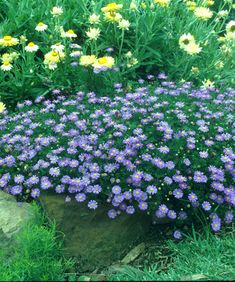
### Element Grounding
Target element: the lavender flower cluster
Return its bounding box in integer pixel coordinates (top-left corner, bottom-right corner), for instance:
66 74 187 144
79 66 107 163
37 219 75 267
0 77 234 232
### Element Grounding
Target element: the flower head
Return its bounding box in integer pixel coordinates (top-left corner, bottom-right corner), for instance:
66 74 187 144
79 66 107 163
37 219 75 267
118 19 130 30
35 22 48 32
0 35 19 47
25 42 39 52
86 27 101 40
80 55 97 67
89 14 100 24
154 0 170 7
0 102 6 113
194 7 213 20
101 3 123 13
1 61 13 71
51 6 63 16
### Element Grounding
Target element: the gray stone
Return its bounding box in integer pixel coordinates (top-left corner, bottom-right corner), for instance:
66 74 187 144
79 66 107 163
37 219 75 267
0 190 34 246
40 192 152 270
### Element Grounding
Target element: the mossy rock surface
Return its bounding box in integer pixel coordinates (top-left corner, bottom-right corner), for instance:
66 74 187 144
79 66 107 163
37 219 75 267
40 192 152 271
0 190 34 247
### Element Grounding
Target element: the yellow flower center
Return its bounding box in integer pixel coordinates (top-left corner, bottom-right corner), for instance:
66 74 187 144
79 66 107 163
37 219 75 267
28 42 35 47
51 50 59 56
3 61 10 66
98 57 108 65
67 29 75 34
230 25 235 32
38 22 44 26
3 36 12 41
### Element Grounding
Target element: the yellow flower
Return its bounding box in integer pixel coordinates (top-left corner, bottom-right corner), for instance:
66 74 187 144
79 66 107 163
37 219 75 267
179 33 195 49
130 1 138 10
154 0 170 7
0 61 13 71
202 79 215 88
80 55 97 67
92 56 115 69
1 53 11 63
141 2 147 9
186 1 197 11
51 6 63 17
35 22 48 31
86 28 101 40
89 14 100 24
217 10 229 18
127 57 138 68
184 42 202 55
0 102 6 113
226 21 235 34
191 66 199 74
214 61 224 69
101 3 123 13
118 19 130 30
194 7 213 20
104 12 122 22
62 29 77 38
20 35 27 43
44 50 65 70
204 0 214 6
0 35 19 47
218 36 225 42
51 43 65 52
25 42 39 52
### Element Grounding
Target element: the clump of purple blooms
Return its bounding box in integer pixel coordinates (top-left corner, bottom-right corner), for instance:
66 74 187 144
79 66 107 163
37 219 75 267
0 75 234 233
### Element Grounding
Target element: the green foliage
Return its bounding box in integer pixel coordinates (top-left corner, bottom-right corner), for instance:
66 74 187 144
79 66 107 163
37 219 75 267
0 204 75 281
109 226 235 281
0 0 234 108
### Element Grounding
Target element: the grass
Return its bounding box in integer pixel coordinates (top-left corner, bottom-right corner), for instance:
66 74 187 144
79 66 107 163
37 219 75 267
108 226 235 281
0 203 234 281
0 203 75 282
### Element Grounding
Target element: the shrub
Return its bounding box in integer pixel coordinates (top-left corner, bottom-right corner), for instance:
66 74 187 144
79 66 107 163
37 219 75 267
0 75 234 233
0 0 235 107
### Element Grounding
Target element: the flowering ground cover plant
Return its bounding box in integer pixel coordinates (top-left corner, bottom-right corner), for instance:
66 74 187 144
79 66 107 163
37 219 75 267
0 75 234 235
0 0 235 108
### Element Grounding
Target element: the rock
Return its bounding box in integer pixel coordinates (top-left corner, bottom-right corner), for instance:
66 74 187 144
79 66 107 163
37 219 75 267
0 190 34 246
40 192 151 271
121 242 145 264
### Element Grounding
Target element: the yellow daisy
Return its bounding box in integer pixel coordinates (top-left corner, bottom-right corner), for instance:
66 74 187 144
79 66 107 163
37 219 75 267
35 22 48 31
0 102 6 113
101 3 123 13
25 42 39 52
1 61 13 71
194 7 213 20
0 35 19 47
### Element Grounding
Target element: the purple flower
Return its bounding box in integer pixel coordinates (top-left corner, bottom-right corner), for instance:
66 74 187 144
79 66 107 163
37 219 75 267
173 189 183 199
11 185 22 195
31 188 40 198
138 201 148 210
88 200 98 210
188 192 198 203
202 201 211 211
173 230 182 240
14 175 24 184
211 218 221 232
55 185 65 194
126 206 135 214
167 210 177 219
112 185 121 195
146 185 157 195
108 209 117 219
75 193 86 202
